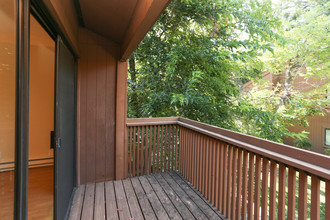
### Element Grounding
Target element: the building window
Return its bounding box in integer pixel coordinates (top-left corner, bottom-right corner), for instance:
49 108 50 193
326 128 330 146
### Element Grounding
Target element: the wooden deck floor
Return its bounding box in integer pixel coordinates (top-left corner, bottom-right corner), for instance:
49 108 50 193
68 171 225 220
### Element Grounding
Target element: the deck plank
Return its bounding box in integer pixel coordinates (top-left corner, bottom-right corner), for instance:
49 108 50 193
175 172 226 219
68 185 86 220
130 177 157 219
81 183 95 220
94 182 106 220
69 172 224 220
139 176 170 219
169 171 223 220
105 181 119 220
154 173 195 219
146 175 183 220
122 179 144 220
161 172 208 219
114 180 131 220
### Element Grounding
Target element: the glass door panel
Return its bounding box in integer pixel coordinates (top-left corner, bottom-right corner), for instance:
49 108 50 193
28 15 55 220
0 0 16 219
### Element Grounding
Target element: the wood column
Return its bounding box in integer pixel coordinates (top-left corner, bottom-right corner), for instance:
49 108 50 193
115 61 128 179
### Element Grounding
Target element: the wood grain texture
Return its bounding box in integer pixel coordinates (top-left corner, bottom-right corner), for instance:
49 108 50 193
298 172 307 220
326 181 330 220
269 161 277 220
287 167 296 220
278 164 286 220
68 171 224 220
261 158 269 220
248 153 255 220
311 176 320 220
77 28 119 184
254 155 261 220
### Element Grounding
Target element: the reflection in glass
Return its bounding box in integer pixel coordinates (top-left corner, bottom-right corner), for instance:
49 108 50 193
28 15 55 220
0 0 16 219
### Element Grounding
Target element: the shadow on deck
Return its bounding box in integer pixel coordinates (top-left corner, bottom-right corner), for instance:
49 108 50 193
68 171 225 220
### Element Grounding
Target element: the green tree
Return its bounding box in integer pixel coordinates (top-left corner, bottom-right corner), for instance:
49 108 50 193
236 0 330 146
128 0 280 129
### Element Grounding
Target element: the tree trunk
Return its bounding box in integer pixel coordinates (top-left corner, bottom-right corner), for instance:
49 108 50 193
282 68 292 105
129 55 141 117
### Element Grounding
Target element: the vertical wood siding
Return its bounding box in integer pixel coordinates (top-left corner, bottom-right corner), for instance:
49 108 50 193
78 28 119 184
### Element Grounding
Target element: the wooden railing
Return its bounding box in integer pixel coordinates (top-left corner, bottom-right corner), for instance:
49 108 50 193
126 117 330 220
126 117 180 176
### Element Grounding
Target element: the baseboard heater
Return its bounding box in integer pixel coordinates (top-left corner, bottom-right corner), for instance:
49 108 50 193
0 157 54 172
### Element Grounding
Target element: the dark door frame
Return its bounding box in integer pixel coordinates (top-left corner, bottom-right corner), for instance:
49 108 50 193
54 36 77 220
14 0 77 219
15 0 30 219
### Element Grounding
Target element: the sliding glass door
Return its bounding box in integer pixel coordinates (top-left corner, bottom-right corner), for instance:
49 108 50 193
0 0 17 219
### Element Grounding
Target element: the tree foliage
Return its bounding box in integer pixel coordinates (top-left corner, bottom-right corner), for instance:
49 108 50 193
127 0 329 150
236 0 330 146
128 0 279 129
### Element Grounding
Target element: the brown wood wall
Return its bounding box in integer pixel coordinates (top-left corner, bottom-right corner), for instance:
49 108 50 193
284 112 330 154
77 28 120 184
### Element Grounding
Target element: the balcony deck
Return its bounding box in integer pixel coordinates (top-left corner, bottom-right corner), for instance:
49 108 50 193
68 171 225 220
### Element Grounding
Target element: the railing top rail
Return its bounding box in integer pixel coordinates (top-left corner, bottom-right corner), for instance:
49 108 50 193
177 117 330 180
126 117 179 126
126 117 330 180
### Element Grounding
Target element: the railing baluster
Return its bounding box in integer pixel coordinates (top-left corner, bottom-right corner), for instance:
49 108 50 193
186 130 191 182
160 125 164 173
248 153 255 220
254 155 261 220
186 127 189 179
222 143 228 215
261 158 269 220
183 127 187 177
165 125 169 172
311 176 320 220
133 126 136 177
149 126 153 174
278 164 286 220
241 150 248 220
226 145 233 218
212 139 217 206
137 126 140 176
191 129 194 182
196 133 201 190
326 181 330 219
236 148 243 219
193 131 198 187
152 125 156 173
175 125 179 171
205 137 209 198
142 126 145 175
269 160 277 220
298 172 307 220
157 125 160 173
168 125 174 171
202 135 206 196
172 125 175 171
218 141 224 211
288 167 296 220
215 141 221 209
179 126 182 174
145 126 149 175
169 125 172 171
199 134 203 193
231 147 238 219
207 138 213 201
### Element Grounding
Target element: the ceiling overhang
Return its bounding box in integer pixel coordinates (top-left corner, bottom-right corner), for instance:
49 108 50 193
78 0 171 61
